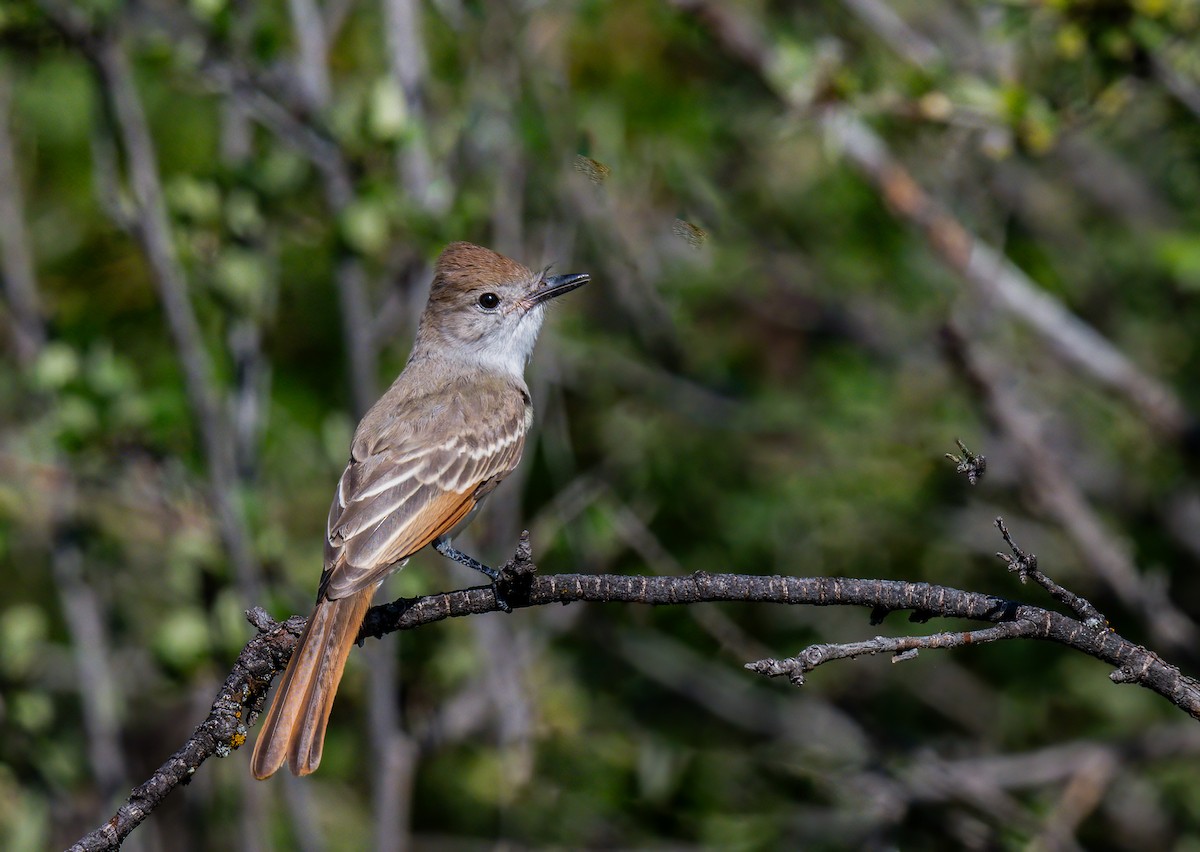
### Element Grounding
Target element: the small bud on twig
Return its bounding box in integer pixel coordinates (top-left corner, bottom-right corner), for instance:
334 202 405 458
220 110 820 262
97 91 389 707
945 438 986 484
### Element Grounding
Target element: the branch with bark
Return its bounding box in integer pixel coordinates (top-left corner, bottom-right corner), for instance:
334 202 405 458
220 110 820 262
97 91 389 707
67 507 1200 851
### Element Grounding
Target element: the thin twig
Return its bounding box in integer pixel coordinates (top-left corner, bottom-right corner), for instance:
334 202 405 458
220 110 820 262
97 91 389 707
746 621 1034 686
994 516 1107 629
615 628 869 758
945 438 987 485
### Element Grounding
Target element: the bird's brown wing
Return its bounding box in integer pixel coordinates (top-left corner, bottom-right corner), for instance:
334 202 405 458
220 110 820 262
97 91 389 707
321 388 528 599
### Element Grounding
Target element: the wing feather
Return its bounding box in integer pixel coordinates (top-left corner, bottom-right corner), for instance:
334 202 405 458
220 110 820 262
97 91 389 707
321 383 528 600
326 488 477 598
331 477 424 543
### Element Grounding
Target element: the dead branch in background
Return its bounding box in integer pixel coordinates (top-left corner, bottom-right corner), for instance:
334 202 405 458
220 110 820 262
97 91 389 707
825 108 1183 435
674 0 1199 651
39 1 262 601
672 0 1192 442
0 66 45 365
382 0 440 211
844 723 1200 846
0 62 146 845
840 0 1176 234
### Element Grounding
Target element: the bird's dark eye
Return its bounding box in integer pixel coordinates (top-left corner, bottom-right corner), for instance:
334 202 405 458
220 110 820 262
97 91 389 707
478 292 500 310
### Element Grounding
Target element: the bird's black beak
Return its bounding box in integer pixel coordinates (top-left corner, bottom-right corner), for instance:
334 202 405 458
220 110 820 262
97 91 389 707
530 272 589 304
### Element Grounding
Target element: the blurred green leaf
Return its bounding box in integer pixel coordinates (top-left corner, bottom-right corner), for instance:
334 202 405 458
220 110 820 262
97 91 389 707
9 692 52 734
167 176 222 225
152 609 212 671
367 76 408 142
0 606 47 679
224 189 266 240
31 343 78 391
338 197 392 256
1157 232 1200 291
213 247 272 315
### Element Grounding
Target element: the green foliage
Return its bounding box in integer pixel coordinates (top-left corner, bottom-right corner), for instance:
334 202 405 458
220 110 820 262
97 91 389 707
1 0 1199 849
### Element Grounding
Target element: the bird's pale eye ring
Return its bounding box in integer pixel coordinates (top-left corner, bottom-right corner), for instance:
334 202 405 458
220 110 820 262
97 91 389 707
477 292 501 310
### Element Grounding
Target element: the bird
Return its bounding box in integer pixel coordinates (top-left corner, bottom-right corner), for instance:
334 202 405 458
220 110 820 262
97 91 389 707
250 241 589 779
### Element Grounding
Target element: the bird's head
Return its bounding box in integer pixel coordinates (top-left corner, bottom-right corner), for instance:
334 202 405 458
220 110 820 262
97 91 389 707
414 242 589 375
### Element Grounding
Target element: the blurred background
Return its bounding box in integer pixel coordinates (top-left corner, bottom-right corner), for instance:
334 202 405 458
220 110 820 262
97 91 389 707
2 0 1200 849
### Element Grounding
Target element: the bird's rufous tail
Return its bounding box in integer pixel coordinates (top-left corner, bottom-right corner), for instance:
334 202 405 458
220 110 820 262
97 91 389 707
250 588 375 778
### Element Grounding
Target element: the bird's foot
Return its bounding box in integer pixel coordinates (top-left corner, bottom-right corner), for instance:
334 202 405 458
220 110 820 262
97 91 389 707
434 539 512 612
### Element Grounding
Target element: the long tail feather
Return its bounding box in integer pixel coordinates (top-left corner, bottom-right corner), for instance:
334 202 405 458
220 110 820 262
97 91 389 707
250 588 375 779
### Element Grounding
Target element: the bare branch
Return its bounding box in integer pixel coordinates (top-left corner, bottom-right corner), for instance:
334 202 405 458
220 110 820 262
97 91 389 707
748 510 1111 689
285 0 331 106
747 620 1034 686
994 516 1106 629
66 525 1200 852
66 607 304 852
943 325 1198 650
839 0 942 68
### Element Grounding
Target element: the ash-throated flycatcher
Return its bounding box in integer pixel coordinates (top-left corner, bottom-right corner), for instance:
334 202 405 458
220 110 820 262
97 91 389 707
251 242 588 779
